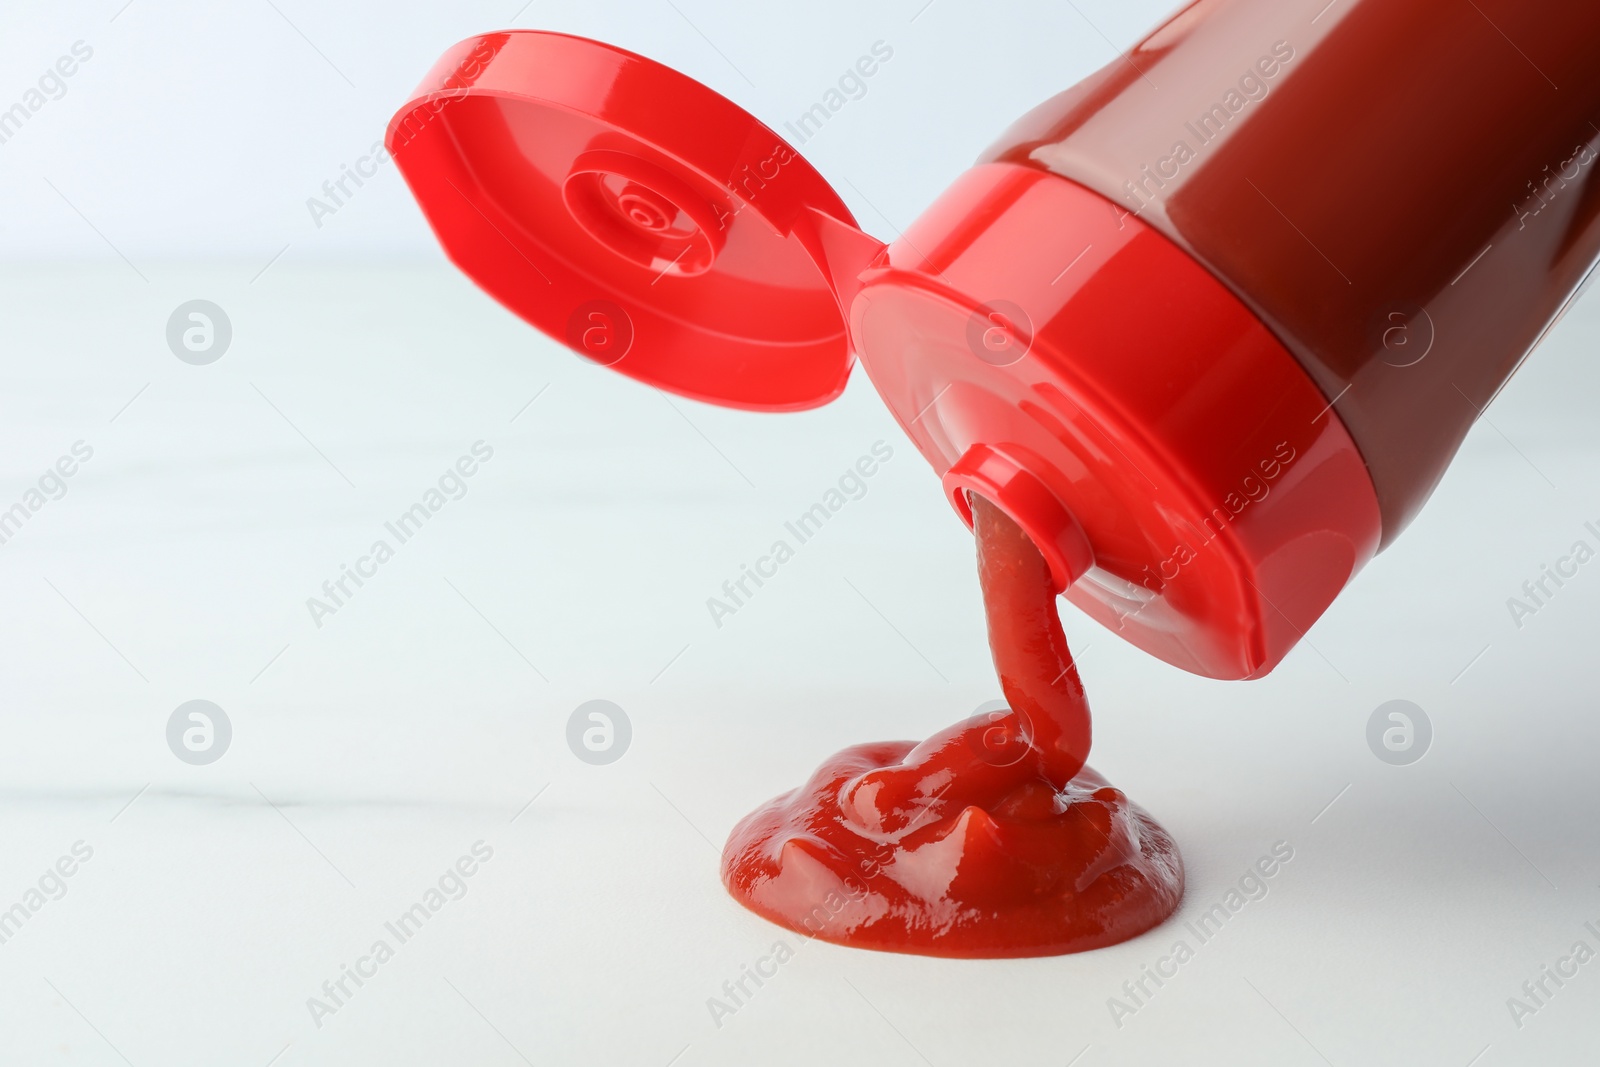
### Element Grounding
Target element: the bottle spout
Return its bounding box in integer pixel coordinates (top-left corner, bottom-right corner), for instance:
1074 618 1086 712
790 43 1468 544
943 444 1095 595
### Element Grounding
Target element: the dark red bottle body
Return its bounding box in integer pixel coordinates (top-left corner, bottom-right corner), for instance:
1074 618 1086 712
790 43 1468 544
984 0 1600 540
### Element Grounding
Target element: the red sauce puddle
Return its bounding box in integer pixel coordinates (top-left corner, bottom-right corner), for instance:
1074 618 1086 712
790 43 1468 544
722 496 1183 957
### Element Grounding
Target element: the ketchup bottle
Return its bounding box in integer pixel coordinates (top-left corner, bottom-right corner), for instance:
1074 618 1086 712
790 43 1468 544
388 1 1600 680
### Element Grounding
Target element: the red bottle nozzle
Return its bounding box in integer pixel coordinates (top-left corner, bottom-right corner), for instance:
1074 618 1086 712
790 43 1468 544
944 444 1095 595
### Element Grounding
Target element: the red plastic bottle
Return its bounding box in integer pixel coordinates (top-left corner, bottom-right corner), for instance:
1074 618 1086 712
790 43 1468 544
388 0 1600 680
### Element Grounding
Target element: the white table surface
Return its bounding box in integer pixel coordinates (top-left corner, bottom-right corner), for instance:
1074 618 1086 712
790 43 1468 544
2 261 1599 1066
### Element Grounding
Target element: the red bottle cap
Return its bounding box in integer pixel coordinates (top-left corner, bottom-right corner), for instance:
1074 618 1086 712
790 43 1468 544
390 32 1383 680
386 31 881 411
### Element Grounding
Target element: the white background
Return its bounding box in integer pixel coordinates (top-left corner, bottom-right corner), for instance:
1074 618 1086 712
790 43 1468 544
2 1 1600 1065
0 0 1172 262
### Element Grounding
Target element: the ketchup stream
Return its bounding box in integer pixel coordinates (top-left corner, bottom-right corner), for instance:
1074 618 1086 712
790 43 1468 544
722 496 1183 957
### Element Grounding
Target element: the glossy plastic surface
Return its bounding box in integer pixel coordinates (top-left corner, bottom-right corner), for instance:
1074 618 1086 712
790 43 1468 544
386 31 871 411
985 0 1600 542
388 28 1387 677
853 163 1380 678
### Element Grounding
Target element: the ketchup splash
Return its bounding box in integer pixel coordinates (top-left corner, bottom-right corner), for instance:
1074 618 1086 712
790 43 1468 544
721 495 1183 957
